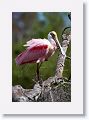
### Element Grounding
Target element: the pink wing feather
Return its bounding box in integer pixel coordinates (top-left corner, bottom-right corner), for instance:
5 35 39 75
15 39 50 65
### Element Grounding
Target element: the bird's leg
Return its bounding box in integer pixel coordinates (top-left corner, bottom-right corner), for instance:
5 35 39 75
36 62 44 85
35 62 42 82
39 62 43 69
36 63 40 81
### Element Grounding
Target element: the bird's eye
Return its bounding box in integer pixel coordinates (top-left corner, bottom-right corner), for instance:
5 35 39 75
50 33 55 39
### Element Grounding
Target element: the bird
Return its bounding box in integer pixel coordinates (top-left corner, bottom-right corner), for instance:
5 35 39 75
15 31 65 81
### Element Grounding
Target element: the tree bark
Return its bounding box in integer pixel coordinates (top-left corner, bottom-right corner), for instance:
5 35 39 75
55 34 71 78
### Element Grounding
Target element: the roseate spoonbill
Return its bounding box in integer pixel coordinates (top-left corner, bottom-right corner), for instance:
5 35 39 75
15 31 65 81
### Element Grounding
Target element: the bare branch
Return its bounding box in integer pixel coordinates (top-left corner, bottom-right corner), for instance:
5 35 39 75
55 34 71 78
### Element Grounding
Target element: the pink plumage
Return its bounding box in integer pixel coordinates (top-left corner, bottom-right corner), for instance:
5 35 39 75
15 38 57 65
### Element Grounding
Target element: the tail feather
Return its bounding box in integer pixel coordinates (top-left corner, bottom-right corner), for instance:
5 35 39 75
15 51 27 65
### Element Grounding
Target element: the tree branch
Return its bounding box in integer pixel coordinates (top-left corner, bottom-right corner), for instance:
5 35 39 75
55 33 71 78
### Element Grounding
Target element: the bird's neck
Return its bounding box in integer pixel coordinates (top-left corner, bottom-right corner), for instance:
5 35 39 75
48 38 57 50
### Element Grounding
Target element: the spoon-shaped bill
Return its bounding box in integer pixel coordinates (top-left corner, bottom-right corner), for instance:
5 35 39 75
56 39 66 56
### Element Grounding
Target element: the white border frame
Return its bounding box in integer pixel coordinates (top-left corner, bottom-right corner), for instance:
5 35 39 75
0 0 83 114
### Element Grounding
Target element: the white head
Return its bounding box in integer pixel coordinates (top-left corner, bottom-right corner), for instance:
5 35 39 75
48 31 57 41
48 31 66 56
48 31 61 48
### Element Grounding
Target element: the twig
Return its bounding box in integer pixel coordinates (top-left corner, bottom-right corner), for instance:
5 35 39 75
66 56 71 60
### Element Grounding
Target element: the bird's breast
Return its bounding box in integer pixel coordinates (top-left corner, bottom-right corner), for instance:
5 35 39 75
45 45 56 59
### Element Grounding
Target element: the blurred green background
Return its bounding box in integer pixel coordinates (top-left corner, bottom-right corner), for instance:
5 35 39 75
12 12 71 89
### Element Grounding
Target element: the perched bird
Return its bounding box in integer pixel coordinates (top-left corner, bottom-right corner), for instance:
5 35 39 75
15 31 65 81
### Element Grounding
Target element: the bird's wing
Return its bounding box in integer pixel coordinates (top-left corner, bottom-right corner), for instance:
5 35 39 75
23 39 49 48
16 40 50 65
23 38 47 47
